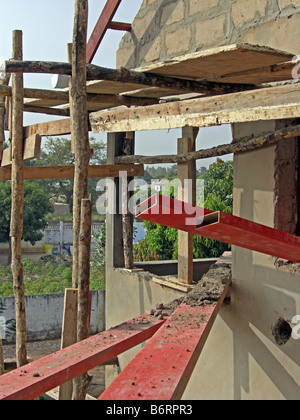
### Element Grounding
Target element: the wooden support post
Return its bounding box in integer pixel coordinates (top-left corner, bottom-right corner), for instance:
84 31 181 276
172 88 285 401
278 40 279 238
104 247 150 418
71 0 90 289
106 133 127 269
177 128 197 284
58 288 78 400
121 132 135 269
72 198 93 400
10 30 27 368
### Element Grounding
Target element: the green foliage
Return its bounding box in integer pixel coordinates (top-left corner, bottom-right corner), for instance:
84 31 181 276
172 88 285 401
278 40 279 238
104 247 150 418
134 159 233 261
0 181 54 245
0 256 105 297
33 136 106 212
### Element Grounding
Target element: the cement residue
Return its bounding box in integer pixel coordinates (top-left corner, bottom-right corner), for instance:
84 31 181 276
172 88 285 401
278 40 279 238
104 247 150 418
150 262 231 318
184 263 231 307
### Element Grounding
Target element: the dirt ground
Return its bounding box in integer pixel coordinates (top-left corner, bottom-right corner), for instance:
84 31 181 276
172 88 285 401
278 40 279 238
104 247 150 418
2 338 106 400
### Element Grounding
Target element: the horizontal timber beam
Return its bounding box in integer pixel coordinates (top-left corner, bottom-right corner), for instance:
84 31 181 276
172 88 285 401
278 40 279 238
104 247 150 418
0 85 158 108
0 313 164 400
5 60 256 96
0 164 144 180
24 118 72 137
90 83 300 133
114 124 300 164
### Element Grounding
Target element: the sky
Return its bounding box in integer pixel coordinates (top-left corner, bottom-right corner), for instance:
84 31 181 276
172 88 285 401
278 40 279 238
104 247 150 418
0 0 233 168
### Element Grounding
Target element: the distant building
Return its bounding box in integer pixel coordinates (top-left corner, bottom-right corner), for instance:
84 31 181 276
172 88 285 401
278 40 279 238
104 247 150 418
151 179 169 192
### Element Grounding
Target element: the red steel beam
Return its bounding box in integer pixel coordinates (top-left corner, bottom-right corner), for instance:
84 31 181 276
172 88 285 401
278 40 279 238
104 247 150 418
86 0 123 63
136 194 300 263
108 21 131 32
99 280 230 400
0 314 165 401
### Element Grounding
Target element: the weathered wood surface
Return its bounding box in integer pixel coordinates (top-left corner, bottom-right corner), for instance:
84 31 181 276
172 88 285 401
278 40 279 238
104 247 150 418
114 124 300 164
121 132 134 269
10 30 27 368
70 0 90 292
90 83 300 133
0 164 144 181
177 127 197 285
5 60 256 96
72 198 93 400
58 289 78 401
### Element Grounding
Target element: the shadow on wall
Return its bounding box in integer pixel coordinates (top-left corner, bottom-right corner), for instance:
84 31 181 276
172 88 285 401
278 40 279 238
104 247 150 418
225 250 300 400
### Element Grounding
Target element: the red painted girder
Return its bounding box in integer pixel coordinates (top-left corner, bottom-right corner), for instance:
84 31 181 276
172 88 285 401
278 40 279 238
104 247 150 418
87 0 123 63
99 280 230 401
136 194 300 263
0 314 165 401
136 193 213 234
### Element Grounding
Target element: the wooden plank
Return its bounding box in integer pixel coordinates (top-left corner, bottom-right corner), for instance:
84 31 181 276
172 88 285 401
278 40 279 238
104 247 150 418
1 135 42 166
0 314 165 400
1 148 12 167
23 134 41 161
209 60 296 85
58 288 78 401
140 43 293 83
86 0 123 63
24 118 71 137
0 164 144 181
90 83 300 133
5 60 256 96
99 282 230 400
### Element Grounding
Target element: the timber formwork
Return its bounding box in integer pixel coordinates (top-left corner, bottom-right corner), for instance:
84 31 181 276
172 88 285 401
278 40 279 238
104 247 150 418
0 0 300 401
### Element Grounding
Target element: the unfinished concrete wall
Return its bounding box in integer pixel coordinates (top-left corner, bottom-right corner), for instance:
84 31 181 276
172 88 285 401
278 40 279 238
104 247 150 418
117 0 300 69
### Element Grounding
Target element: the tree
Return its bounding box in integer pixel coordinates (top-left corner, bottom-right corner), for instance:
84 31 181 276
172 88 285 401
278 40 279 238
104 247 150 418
32 136 106 211
134 159 233 261
0 181 54 262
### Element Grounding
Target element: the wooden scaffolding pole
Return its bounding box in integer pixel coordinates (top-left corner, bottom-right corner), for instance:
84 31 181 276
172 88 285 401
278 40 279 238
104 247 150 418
70 0 91 401
72 198 93 400
177 127 197 285
10 30 27 368
121 132 135 269
71 0 90 289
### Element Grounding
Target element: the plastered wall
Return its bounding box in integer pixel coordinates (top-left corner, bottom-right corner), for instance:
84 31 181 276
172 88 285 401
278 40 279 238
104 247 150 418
106 1 300 399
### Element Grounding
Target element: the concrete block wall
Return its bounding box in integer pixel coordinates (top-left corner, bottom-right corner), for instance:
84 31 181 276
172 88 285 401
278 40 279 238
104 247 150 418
117 0 300 69
0 290 105 344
